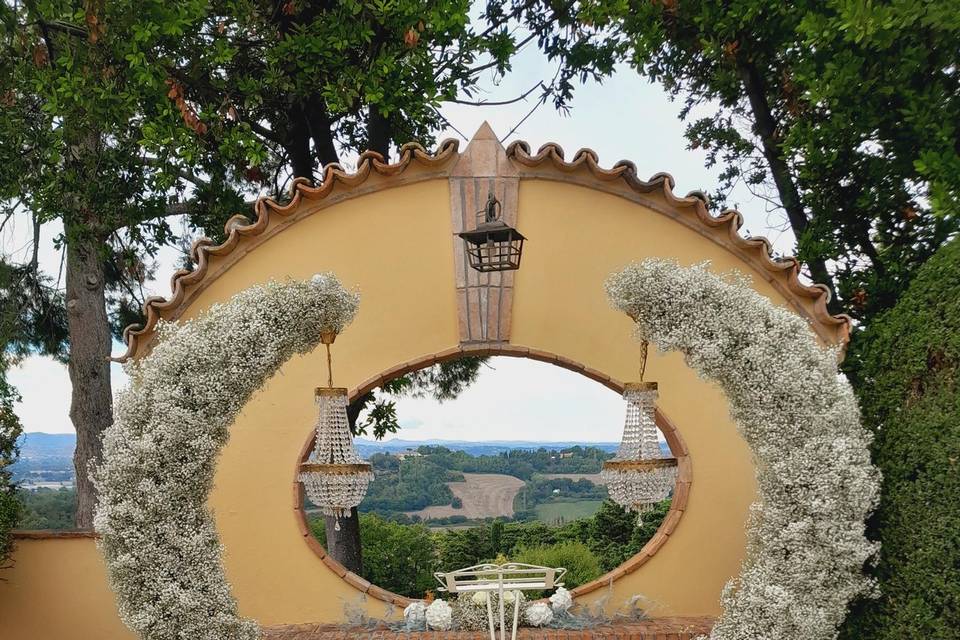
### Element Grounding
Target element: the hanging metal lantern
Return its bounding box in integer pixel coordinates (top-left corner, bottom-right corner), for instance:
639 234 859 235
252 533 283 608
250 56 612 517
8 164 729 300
601 381 678 524
298 332 373 529
458 192 526 272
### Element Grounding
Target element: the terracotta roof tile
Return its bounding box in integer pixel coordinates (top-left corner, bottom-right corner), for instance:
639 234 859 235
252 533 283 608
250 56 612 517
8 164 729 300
115 133 849 362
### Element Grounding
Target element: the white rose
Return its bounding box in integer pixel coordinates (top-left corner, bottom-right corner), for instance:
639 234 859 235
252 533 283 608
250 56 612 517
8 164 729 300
425 599 453 630
524 602 554 627
403 601 427 628
470 591 489 606
549 586 573 613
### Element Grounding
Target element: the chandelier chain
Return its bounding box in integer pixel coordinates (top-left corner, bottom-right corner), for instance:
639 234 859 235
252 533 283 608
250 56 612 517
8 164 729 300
325 342 333 387
639 340 649 381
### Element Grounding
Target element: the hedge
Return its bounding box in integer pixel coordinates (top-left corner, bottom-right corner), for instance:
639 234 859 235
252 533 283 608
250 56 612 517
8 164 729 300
841 237 960 640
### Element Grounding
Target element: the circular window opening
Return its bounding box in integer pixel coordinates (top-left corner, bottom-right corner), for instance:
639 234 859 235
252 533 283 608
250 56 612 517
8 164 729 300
294 350 690 605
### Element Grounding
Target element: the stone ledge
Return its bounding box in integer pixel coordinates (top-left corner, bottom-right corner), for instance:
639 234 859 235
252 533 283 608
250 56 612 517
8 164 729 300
11 529 98 539
262 617 715 639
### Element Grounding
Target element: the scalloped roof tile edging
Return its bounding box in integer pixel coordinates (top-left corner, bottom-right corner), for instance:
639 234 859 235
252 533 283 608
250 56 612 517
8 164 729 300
115 134 850 362
503 140 851 345
114 138 461 362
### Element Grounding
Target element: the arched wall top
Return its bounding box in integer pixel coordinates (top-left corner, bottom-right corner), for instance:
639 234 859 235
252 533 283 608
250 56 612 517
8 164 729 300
115 123 850 362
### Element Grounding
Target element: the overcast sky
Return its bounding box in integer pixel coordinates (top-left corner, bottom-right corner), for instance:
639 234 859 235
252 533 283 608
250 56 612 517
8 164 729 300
5 42 793 440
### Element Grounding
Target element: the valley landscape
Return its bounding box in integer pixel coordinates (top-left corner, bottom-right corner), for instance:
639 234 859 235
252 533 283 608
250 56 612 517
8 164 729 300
13 434 671 528
13 433 672 599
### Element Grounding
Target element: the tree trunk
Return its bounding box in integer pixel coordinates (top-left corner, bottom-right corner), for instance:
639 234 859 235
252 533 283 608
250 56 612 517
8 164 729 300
735 56 837 302
66 231 112 529
324 507 363 574
306 97 340 168
285 103 314 182
366 104 391 161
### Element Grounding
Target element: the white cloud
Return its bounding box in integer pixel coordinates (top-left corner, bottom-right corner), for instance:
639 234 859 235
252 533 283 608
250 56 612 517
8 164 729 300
9 354 129 434
9 356 72 434
384 357 625 442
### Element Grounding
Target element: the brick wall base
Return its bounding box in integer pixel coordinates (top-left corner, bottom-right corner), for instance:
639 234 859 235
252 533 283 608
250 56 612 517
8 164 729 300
262 616 715 639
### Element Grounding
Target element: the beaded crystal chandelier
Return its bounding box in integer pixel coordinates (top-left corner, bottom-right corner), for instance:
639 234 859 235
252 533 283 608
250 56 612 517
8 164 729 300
299 332 373 530
601 343 677 524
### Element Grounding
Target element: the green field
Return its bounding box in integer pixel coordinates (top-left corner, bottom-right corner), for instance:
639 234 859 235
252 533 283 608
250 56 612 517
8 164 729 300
535 500 604 524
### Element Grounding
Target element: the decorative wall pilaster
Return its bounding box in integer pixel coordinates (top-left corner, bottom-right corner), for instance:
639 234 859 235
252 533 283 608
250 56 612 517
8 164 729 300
449 123 519 344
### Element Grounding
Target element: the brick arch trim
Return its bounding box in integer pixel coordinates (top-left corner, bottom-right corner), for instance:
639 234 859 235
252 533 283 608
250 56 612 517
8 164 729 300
292 344 693 607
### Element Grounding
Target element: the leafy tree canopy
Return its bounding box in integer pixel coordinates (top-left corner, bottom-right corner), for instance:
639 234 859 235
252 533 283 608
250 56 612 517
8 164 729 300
507 0 959 322
1 0 573 524
0 263 26 562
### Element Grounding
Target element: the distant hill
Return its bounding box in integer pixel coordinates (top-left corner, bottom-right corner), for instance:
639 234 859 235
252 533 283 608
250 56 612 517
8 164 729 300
12 433 76 486
355 438 672 458
16 432 76 458
10 433 670 481
355 438 623 458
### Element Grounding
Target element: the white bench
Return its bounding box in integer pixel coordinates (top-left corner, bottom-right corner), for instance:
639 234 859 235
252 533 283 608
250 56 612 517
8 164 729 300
434 562 566 640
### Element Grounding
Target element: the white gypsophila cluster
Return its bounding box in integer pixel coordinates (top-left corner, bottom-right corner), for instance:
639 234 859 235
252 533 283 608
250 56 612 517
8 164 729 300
605 260 880 640
452 594 490 631
425 599 453 630
403 601 427 628
549 586 573 613
524 602 554 627
92 274 359 640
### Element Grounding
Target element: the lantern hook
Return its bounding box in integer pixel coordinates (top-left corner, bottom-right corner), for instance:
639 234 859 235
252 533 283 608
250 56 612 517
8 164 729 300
481 191 501 223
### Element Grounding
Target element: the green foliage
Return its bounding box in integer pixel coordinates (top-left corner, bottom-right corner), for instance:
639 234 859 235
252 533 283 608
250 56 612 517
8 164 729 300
361 456 461 513
0 489 17 567
311 513 437 598
436 521 493 570
0 261 69 362
490 518 503 554
358 514 437 598
416 445 610 482
435 499 668 575
532 500 603 525
0 264 26 566
626 1 959 320
16 488 76 530
311 497 669 598
515 476 609 514
0 0 533 524
841 238 960 640
589 499 670 572
360 446 611 517
0 402 20 565
513 0 959 321
512 540 601 591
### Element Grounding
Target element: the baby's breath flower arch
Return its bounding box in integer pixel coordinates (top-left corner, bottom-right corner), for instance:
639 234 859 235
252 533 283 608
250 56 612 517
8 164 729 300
90 261 877 640
93 274 359 640
606 260 880 640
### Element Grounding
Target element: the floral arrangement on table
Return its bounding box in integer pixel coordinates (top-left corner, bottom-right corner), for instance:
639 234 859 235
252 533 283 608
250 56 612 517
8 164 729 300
92 274 359 640
605 259 880 640
403 586 575 631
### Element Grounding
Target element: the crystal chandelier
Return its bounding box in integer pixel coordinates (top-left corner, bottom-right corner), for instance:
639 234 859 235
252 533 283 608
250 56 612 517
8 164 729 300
299 332 373 530
601 343 677 524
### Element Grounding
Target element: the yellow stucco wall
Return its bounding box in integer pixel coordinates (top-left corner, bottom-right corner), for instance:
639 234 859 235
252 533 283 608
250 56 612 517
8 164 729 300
0 537 135 640
3 169 833 635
